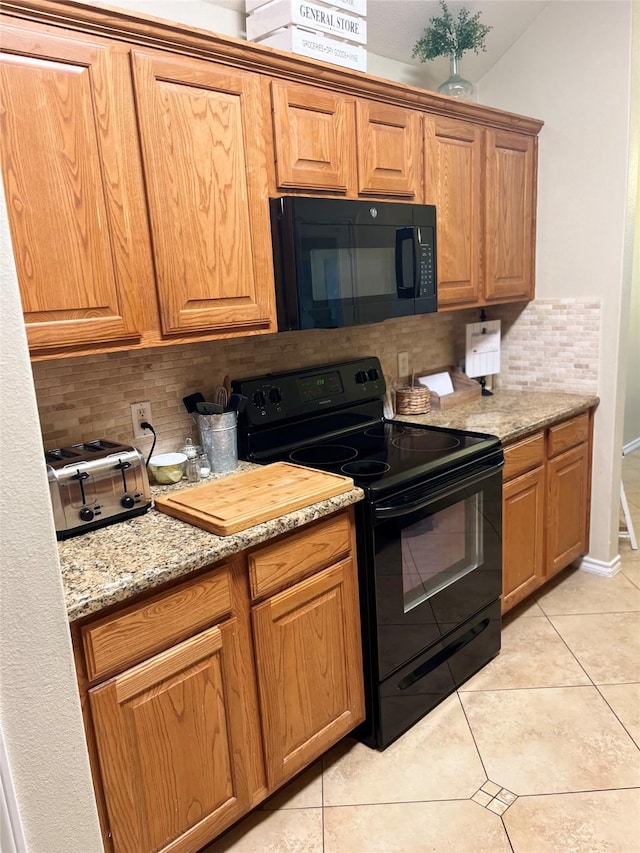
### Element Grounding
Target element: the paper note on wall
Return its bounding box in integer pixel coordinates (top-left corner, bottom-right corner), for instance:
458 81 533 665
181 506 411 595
465 320 501 378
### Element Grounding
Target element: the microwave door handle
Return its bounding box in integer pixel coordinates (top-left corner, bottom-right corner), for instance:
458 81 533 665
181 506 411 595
395 227 420 298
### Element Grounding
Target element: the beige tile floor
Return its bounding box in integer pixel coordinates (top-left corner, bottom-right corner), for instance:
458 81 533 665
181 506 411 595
205 452 640 852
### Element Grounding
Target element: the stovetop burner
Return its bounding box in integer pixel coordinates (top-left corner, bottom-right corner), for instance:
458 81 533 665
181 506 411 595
290 444 358 467
341 459 391 478
391 431 461 452
364 425 404 439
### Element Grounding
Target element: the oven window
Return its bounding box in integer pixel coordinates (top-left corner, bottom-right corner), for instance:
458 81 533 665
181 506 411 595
401 494 484 612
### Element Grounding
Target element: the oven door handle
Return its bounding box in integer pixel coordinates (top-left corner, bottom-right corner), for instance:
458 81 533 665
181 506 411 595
374 466 500 519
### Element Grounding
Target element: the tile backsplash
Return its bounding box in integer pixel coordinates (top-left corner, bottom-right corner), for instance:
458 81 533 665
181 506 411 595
493 298 600 394
33 311 473 455
32 298 600 456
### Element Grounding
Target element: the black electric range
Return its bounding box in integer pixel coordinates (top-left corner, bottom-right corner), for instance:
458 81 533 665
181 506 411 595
233 357 504 749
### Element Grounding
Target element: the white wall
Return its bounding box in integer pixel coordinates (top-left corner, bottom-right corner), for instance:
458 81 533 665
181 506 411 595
90 0 245 37
624 154 640 450
623 8 640 452
0 191 103 850
479 0 636 567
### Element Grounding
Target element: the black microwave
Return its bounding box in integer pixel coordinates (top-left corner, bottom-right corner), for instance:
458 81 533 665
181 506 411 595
270 196 437 331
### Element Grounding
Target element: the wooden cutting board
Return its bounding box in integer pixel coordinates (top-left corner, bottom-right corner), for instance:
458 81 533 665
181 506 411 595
154 462 354 536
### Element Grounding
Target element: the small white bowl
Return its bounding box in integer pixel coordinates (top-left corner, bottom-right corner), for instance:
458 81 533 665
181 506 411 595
148 452 187 485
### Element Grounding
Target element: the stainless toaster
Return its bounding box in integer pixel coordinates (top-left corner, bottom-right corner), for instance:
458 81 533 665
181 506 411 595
46 439 152 540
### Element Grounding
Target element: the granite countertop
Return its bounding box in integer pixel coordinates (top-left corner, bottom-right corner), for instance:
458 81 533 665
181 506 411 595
395 389 598 443
59 389 597 624
60 460 364 623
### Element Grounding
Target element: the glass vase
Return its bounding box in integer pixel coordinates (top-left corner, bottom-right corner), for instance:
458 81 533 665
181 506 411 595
437 55 475 101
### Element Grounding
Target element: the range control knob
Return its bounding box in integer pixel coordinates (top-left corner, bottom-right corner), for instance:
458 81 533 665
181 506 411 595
253 390 266 408
79 507 94 522
355 370 368 384
269 387 282 404
367 367 380 382
120 495 135 509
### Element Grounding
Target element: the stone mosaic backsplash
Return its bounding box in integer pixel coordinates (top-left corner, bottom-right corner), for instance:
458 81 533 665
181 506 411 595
33 310 472 455
492 298 600 395
32 298 600 456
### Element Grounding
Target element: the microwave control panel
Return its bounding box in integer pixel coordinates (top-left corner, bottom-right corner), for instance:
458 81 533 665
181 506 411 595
418 242 435 296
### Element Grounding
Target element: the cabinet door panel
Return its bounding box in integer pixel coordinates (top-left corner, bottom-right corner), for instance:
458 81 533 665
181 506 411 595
89 620 252 853
131 50 275 335
252 558 364 790
356 100 421 198
546 442 589 578
0 23 145 351
502 466 544 614
424 116 482 307
271 80 355 192
485 129 536 302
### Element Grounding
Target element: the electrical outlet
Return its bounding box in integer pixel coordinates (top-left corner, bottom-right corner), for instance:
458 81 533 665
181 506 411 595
130 402 152 439
397 351 410 380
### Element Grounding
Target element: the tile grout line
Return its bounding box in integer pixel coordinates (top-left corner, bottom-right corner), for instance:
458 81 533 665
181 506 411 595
321 753 326 852
459 679 640 694
592 685 640 754
542 614 597 687
454 690 494 796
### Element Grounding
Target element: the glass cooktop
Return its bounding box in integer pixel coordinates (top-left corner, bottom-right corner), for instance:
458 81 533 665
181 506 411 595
269 420 501 495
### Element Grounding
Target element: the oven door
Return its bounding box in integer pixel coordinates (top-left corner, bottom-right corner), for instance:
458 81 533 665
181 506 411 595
368 465 502 681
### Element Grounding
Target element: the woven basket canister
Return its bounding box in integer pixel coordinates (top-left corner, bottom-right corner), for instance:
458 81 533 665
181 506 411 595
394 385 431 415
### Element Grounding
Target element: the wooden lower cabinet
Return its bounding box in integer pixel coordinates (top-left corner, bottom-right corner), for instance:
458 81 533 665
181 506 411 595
501 411 594 615
546 441 590 578
89 620 253 853
502 466 544 613
252 557 365 789
75 508 364 853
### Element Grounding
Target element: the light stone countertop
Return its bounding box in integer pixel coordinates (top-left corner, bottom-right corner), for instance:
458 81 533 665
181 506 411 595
59 389 598 624
60 460 364 623
394 389 598 444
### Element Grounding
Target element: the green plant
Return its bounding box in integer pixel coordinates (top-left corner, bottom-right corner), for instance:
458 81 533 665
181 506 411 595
412 1 492 62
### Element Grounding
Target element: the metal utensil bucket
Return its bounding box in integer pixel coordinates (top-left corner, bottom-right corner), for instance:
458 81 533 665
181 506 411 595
193 411 238 473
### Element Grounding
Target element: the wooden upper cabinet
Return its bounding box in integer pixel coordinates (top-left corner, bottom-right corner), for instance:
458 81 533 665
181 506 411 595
130 50 276 336
485 129 536 302
0 22 148 352
424 115 483 307
271 80 355 193
355 100 421 198
89 620 253 853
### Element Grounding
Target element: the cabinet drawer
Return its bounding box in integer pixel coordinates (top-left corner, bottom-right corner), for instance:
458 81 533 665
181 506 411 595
82 564 232 681
503 432 545 481
547 413 590 458
248 512 351 601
